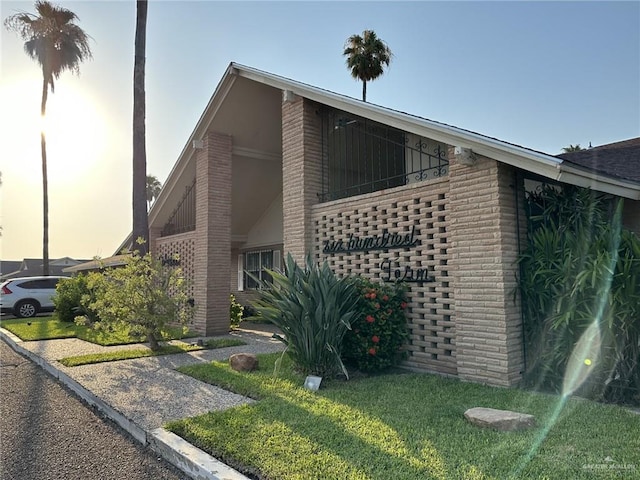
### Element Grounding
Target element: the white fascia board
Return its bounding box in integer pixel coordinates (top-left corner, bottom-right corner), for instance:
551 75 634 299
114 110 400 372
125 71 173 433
558 165 640 200
115 68 238 255
149 66 238 228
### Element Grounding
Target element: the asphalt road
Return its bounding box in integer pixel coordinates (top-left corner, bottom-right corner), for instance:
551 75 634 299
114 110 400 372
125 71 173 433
0 340 189 480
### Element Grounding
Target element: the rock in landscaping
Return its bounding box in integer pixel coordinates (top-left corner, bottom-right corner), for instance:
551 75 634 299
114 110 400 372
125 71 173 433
464 407 536 431
229 353 258 372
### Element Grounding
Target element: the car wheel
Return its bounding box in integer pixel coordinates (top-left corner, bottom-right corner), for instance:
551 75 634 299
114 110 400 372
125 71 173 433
15 300 38 318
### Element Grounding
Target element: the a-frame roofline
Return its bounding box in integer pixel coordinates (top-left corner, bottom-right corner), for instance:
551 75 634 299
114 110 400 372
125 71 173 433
184 63 639 198
118 62 639 255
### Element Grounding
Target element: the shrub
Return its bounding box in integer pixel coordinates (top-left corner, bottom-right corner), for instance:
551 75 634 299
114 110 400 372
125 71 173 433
252 253 359 379
519 185 640 405
54 273 100 323
342 278 409 372
242 304 258 319
85 246 194 351
229 294 243 329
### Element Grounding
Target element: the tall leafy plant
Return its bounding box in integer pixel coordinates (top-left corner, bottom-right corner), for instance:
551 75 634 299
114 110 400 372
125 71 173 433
519 184 640 404
252 254 359 379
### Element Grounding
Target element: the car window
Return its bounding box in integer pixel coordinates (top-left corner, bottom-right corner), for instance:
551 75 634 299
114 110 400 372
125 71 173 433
17 279 57 290
42 278 60 289
16 280 38 289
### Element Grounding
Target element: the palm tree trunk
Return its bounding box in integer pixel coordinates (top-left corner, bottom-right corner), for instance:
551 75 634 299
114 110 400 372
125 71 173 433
362 80 367 102
40 76 49 276
132 0 149 255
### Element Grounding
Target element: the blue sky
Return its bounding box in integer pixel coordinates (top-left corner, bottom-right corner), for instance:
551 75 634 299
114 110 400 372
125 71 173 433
1 0 639 260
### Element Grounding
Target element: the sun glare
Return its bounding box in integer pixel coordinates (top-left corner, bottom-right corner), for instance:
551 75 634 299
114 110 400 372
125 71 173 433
2 78 107 184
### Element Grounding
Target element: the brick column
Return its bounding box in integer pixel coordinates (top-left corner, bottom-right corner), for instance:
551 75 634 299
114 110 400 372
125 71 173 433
193 131 232 335
282 95 323 264
148 226 161 256
449 152 524 386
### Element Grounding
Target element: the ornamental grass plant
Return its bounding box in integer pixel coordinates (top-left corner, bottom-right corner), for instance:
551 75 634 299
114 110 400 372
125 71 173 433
251 253 359 379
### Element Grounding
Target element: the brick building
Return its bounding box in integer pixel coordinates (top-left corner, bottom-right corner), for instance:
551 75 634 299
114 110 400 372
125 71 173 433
123 63 640 387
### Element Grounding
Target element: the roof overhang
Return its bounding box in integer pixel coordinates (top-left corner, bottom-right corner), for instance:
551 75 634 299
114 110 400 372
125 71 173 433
234 64 639 199
557 163 640 200
63 254 129 273
115 63 640 253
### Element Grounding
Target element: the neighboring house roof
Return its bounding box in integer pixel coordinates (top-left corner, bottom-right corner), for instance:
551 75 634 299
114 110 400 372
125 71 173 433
0 258 92 280
0 261 22 277
557 138 640 183
116 62 640 254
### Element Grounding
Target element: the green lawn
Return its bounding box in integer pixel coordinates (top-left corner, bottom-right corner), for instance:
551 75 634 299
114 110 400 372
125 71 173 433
59 338 247 367
169 353 640 480
0 315 191 345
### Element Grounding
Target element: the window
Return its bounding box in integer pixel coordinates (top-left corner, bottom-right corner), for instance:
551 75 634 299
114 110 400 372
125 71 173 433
320 107 449 202
238 249 281 290
161 179 196 237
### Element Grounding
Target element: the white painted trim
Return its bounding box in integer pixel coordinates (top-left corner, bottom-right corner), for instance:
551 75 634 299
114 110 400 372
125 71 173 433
237 254 244 291
273 249 282 272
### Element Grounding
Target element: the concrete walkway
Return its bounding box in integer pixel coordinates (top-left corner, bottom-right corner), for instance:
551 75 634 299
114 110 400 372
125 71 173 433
0 324 285 480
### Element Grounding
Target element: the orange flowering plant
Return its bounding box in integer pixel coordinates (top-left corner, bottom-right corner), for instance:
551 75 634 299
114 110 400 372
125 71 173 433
342 278 409 372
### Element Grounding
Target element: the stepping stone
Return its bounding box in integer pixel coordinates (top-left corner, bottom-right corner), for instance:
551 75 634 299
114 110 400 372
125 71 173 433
464 407 536 431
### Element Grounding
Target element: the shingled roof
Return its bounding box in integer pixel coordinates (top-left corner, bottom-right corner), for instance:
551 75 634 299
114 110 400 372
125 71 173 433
557 137 640 183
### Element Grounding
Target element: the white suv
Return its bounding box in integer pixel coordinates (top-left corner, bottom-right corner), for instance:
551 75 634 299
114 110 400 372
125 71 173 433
0 276 68 318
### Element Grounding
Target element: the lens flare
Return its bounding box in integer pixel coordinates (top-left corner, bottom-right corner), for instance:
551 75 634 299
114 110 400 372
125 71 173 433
562 321 601 396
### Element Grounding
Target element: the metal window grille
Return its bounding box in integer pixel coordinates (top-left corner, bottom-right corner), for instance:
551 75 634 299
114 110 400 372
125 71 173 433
319 108 449 202
160 179 196 237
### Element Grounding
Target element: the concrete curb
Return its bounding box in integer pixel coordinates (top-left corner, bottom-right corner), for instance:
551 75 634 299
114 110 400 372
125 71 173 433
0 328 250 480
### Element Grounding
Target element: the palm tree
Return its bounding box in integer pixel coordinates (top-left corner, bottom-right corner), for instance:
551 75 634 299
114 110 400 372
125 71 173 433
132 0 149 255
562 144 585 153
4 1 92 275
343 30 392 102
146 174 162 210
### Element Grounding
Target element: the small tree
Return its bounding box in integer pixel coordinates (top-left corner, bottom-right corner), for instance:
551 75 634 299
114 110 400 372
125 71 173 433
86 244 194 350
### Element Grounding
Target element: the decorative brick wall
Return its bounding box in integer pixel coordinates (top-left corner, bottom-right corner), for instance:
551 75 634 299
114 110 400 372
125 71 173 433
448 152 524 386
156 232 197 299
193 131 232 335
311 178 456 376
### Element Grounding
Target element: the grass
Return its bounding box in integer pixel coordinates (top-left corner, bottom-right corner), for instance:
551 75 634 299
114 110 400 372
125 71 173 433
0 315 193 345
168 353 640 480
58 338 247 367
59 344 202 367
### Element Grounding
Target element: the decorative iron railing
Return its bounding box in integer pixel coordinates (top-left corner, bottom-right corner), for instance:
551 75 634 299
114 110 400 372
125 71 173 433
161 179 196 237
319 108 449 202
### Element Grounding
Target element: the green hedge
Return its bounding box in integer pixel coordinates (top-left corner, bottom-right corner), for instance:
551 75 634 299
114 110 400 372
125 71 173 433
519 185 640 405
